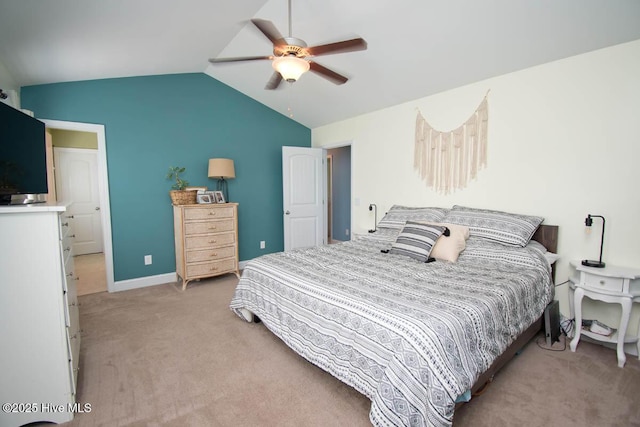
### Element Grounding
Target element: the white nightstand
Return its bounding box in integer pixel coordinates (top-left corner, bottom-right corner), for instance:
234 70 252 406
568 261 640 367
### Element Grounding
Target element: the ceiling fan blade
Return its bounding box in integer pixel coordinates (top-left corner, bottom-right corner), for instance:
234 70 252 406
251 19 284 45
309 61 348 85
306 38 367 57
265 72 283 90
209 55 272 64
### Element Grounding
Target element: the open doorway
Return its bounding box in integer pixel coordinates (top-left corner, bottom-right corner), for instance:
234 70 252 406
326 145 351 243
42 120 114 294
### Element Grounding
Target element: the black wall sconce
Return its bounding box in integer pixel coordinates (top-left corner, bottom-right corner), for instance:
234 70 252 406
582 214 606 268
368 204 377 233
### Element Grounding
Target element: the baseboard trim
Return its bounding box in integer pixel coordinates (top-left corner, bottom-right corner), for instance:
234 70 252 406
113 272 177 292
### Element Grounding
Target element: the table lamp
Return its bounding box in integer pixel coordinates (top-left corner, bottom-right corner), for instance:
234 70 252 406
368 204 377 233
208 158 235 202
581 214 606 268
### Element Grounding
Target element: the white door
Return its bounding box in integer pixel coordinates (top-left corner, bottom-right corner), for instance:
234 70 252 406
282 146 325 251
54 147 104 255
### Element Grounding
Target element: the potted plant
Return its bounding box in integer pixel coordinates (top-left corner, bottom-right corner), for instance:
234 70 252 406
166 166 197 205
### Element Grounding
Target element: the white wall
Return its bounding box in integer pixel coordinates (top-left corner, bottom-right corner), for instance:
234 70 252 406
312 39 640 345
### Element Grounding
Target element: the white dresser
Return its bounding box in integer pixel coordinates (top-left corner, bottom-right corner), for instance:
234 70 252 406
0 202 81 426
173 203 240 290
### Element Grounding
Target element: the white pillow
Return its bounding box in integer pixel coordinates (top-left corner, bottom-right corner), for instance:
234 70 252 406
421 222 470 263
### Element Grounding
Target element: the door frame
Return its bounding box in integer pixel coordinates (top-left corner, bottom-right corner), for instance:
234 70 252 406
41 119 115 293
326 154 333 242
319 140 353 240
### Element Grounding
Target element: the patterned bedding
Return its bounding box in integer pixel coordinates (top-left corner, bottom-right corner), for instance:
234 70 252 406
229 228 553 427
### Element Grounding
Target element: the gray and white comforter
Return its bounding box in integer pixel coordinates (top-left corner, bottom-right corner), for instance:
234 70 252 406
229 229 553 426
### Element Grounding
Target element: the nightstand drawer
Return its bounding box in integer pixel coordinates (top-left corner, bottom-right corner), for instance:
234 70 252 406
186 258 237 277
184 206 235 220
583 274 624 292
185 219 234 235
186 246 236 263
185 232 235 250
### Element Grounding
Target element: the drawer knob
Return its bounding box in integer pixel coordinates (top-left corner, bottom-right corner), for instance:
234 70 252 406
599 280 605 285
209 226 217 230
64 247 71 252
69 234 76 238
66 272 74 277
209 240 217 243
210 267 218 271
208 212 216 216
61 222 69 227
211 253 218 257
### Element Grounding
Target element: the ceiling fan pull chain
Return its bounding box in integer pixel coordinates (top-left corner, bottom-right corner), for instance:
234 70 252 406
287 83 295 118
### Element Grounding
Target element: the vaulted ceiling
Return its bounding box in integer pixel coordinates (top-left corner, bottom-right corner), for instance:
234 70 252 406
1 0 639 128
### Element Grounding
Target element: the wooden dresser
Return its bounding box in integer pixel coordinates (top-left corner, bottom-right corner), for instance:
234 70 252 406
0 202 81 426
173 203 240 290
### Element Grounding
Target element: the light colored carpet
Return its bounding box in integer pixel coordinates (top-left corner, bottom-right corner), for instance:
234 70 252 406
63 275 640 426
74 253 107 296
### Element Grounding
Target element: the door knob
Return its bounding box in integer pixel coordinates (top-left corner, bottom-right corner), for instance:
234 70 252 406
285 210 290 215
95 207 100 211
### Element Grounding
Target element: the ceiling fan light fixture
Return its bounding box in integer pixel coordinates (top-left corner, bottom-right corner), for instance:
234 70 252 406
272 55 310 82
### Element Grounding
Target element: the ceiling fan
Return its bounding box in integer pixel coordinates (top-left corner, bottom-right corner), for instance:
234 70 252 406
208 0 367 90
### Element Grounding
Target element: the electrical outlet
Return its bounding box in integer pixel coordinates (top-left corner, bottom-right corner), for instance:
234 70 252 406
345 229 349 236
144 255 152 265
260 241 266 249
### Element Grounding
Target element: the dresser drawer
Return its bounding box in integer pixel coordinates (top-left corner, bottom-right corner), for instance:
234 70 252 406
186 246 236 263
583 274 624 292
58 214 73 239
185 232 235 250
185 219 235 235
60 242 76 293
186 258 237 277
184 206 235 220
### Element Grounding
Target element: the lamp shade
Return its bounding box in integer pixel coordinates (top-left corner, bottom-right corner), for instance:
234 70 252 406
208 158 235 179
272 56 310 82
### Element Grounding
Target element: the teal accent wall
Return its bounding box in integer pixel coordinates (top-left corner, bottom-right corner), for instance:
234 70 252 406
21 73 310 281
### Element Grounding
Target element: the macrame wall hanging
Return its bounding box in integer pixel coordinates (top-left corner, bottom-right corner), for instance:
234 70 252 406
414 92 489 194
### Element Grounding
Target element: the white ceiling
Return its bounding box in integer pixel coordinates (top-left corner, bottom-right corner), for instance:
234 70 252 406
1 0 639 128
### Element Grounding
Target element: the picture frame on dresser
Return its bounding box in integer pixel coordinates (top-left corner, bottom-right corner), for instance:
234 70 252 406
197 193 213 204
214 191 225 203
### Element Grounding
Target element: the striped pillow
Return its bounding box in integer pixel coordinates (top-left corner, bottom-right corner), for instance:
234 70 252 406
390 222 446 262
442 205 543 247
377 205 450 230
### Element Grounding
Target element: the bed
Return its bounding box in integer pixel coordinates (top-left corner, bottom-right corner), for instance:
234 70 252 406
229 205 558 426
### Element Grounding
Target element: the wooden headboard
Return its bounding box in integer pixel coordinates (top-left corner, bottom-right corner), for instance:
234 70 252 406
532 224 559 281
532 224 558 253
